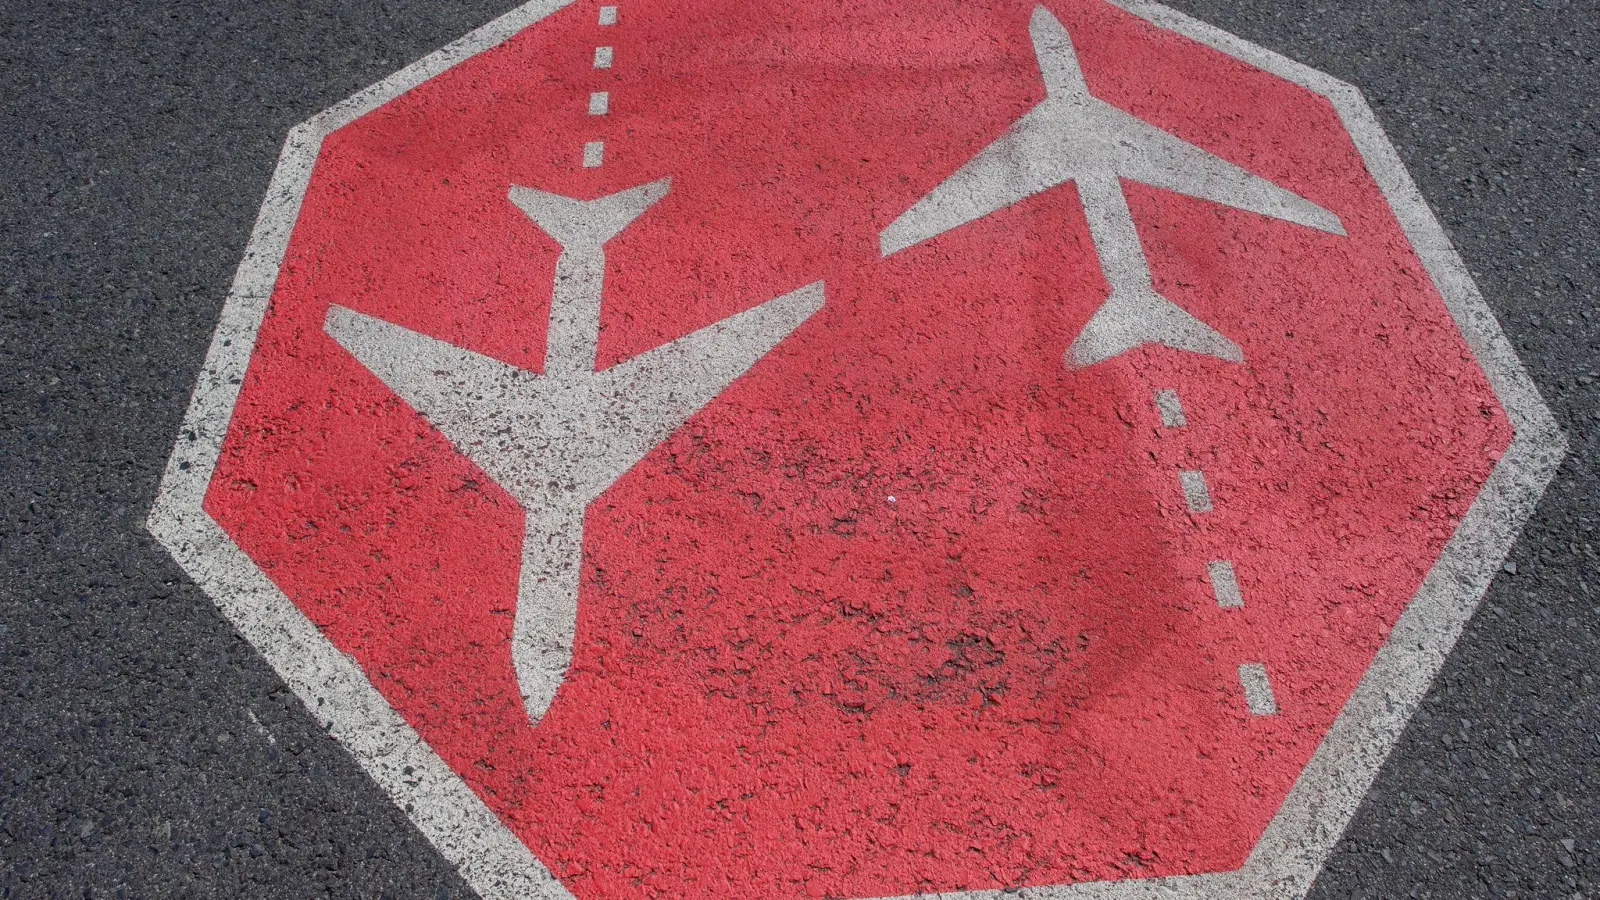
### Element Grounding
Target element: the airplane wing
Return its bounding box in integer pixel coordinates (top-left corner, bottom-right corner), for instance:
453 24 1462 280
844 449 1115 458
878 97 1344 258
587 280 824 477
1094 103 1345 235
327 285 822 501
324 304 549 477
877 126 1062 257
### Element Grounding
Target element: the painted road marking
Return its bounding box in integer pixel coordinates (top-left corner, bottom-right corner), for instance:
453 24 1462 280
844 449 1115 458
1162 388 1256 708
1156 387 1186 427
149 1 1562 899
1208 559 1244 608
586 7 614 171
333 177 821 721
1239 663 1280 716
881 7 1342 367
1180 468 1213 513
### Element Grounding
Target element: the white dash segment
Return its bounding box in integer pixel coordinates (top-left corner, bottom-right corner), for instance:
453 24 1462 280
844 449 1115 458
582 141 604 168
598 5 618 24
593 46 614 68
1238 663 1279 715
1179 469 1213 513
588 91 609 115
1155 388 1186 427
1208 560 1243 608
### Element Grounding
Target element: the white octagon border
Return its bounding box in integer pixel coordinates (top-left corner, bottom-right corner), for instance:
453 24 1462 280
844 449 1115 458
146 1 1566 898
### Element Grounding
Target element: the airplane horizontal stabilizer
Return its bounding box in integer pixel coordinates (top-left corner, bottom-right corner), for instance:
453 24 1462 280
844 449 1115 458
508 177 671 250
1066 286 1244 367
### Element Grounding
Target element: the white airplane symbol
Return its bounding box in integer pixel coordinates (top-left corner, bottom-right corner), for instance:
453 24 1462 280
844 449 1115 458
325 178 823 723
880 6 1345 366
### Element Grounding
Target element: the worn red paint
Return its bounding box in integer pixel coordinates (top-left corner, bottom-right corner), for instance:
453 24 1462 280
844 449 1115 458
205 0 1510 895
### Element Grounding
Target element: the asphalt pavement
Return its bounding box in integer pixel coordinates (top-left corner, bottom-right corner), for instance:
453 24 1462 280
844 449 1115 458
0 0 1594 897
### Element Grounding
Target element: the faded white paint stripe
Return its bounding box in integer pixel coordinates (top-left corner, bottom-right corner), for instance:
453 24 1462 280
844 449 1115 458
598 4 617 25
589 90 609 115
1208 560 1243 608
1239 663 1279 715
1179 469 1213 513
593 45 613 68
582 140 604 168
1155 388 1186 427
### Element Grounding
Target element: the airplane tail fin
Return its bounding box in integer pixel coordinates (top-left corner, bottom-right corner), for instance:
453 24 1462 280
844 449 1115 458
1029 6 1090 100
1066 287 1244 367
508 177 671 249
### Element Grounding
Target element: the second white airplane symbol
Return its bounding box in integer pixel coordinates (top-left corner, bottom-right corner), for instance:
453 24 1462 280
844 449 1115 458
881 6 1345 366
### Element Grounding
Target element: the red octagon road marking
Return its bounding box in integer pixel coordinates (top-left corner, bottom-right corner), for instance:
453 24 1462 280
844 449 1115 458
149 0 1562 898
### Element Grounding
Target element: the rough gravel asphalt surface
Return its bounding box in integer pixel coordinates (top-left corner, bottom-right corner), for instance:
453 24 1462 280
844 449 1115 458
1 0 1595 898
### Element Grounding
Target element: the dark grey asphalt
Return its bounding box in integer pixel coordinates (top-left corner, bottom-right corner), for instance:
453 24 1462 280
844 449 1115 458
0 0 1593 898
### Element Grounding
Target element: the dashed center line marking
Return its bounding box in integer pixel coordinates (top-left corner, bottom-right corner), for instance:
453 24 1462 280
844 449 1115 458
1156 389 1272 714
1207 560 1244 608
1179 469 1212 513
1155 388 1186 427
1238 663 1279 716
584 6 618 169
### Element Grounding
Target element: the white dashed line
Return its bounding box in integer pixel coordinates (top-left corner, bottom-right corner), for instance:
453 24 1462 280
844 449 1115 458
585 7 617 167
1155 388 1186 427
1179 469 1212 513
1207 560 1243 608
1238 663 1279 715
1156 391 1270 712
